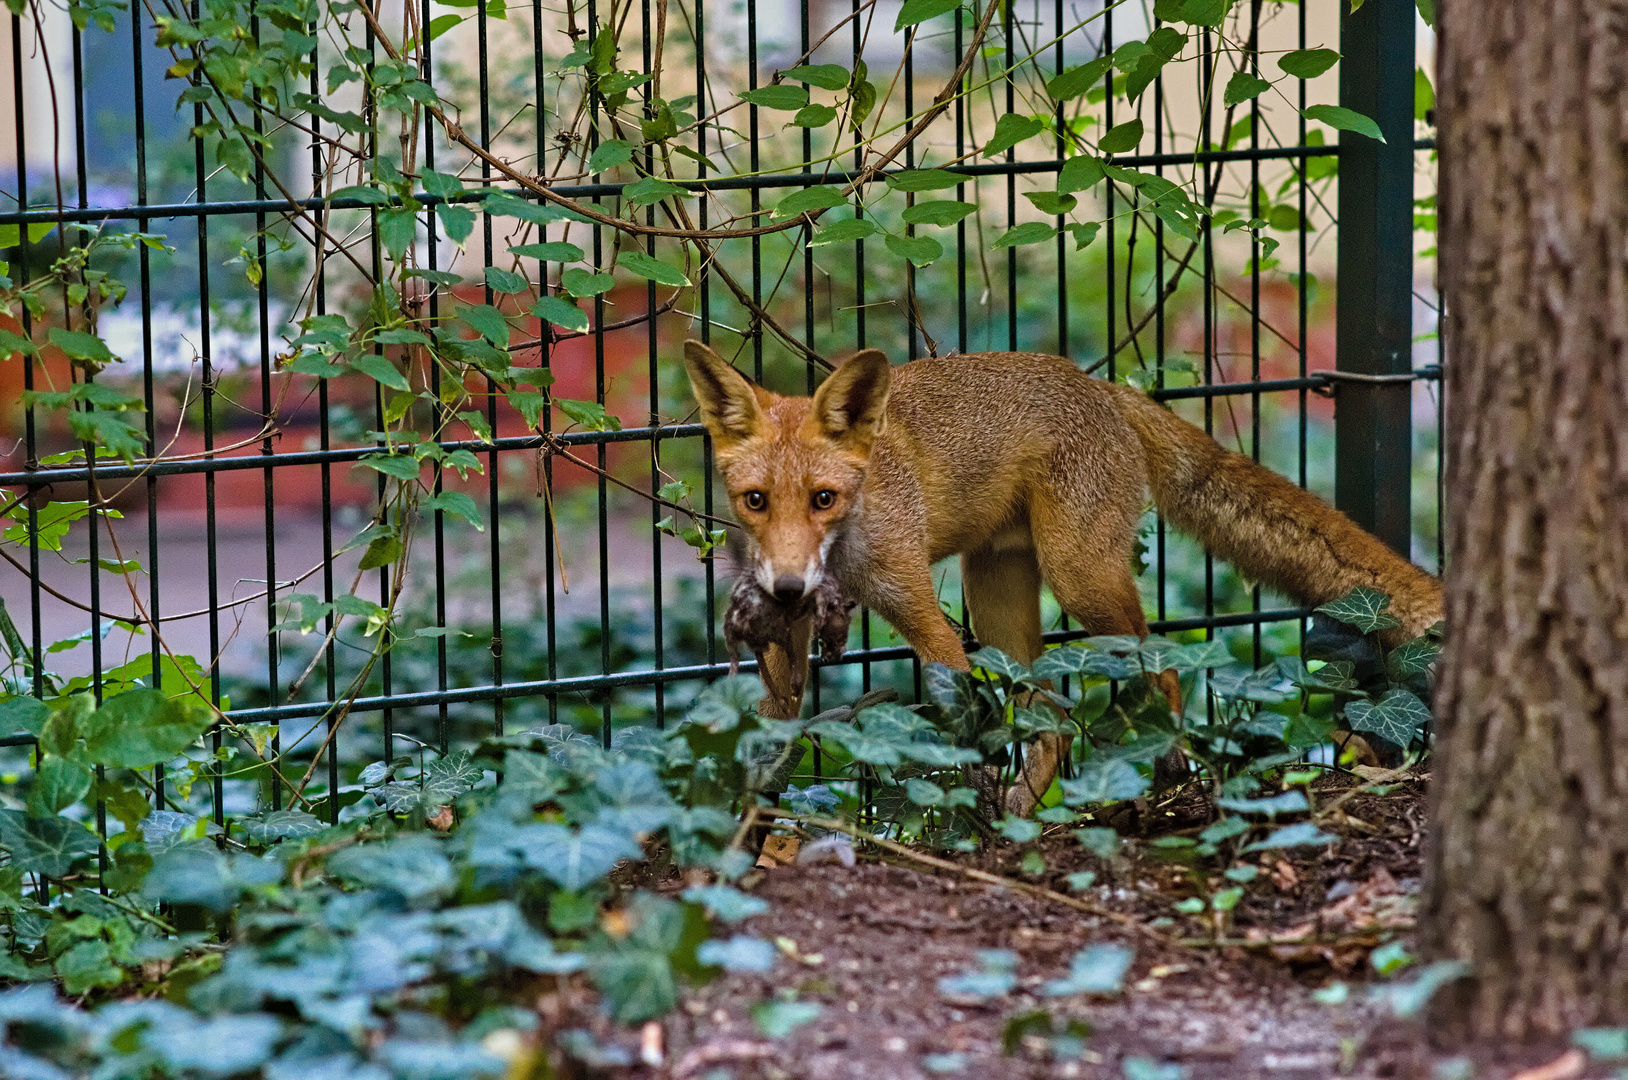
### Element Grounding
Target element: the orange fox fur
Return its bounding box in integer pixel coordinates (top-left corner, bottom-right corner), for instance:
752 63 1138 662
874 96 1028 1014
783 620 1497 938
683 341 1442 813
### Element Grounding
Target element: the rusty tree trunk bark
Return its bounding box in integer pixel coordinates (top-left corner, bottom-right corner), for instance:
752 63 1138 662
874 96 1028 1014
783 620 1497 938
1424 0 1628 1039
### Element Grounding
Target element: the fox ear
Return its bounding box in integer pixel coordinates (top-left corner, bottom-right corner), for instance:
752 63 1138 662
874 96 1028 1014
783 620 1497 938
809 348 890 452
684 340 765 448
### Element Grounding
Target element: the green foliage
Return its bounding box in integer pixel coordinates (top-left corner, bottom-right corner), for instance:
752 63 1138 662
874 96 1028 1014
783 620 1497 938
0 0 1433 1061
0 676 830 1074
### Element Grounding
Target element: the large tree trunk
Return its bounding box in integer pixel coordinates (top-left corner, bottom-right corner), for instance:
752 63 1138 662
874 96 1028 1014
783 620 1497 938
1423 0 1628 1040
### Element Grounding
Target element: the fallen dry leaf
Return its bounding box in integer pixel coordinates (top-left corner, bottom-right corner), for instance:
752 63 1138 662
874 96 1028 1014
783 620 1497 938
1510 1049 1586 1080
757 834 800 868
1247 867 1417 971
674 1039 777 1078
639 1021 664 1068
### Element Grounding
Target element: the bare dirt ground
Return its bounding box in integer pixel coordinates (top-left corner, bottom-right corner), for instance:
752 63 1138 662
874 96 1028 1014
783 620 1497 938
562 775 1614 1080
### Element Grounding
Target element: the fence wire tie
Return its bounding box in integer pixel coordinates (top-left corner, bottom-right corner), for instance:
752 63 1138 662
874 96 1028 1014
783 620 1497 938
1314 366 1442 389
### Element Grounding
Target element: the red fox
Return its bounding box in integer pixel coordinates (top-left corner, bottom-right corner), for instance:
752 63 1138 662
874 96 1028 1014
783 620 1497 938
683 341 1442 814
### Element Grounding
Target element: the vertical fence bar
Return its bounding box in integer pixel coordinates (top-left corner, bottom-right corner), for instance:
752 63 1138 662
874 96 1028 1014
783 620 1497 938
1335 0 1414 553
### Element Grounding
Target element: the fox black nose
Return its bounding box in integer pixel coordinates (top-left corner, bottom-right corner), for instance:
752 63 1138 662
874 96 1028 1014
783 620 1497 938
771 575 805 602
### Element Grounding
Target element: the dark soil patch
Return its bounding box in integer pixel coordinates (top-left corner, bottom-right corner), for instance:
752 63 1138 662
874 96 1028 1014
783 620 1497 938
570 775 1615 1079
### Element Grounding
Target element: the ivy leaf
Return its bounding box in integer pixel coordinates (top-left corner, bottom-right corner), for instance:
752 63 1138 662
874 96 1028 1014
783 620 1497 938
1057 154 1106 193
422 750 483 803
561 268 616 296
1386 636 1440 681
525 823 643 890
1024 190 1077 215
625 176 691 207
0 327 38 357
510 241 585 262
592 948 677 1023
1224 69 1272 107
1275 655 1358 693
56 939 123 995
905 777 946 806
47 328 116 365
1166 638 1234 672
773 185 848 219
924 662 998 734
483 266 529 295
141 810 202 853
738 85 808 110
356 452 420 483
436 204 477 246
682 884 769 923
894 0 959 30
997 816 1041 843
1278 48 1340 79
425 491 485 530
617 251 690 287
697 935 777 973
884 233 942 267
557 399 621 431
1346 688 1430 746
84 688 212 769
967 647 1029 681
791 104 837 128
1041 943 1134 996
377 207 418 260
0 809 100 876
329 835 455 905
937 967 1016 1001
1243 821 1338 852
238 809 325 845
752 1000 822 1038
374 328 433 348
898 740 981 767
427 12 461 39
886 168 962 192
806 722 902 766
983 113 1044 158
1098 118 1145 154
459 303 512 347
937 950 1018 1001
1315 586 1402 633
1060 757 1149 805
900 200 977 227
349 354 410 392
146 1014 282 1076
26 756 91 817
0 695 49 737
784 63 849 89
1215 791 1309 817
992 222 1057 249
589 138 634 173
1303 104 1386 143
808 219 877 246
1175 0 1231 27
532 295 589 333
1047 56 1112 100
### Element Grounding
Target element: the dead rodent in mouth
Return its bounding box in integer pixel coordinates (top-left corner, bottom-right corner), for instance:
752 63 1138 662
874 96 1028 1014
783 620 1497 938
723 572 855 701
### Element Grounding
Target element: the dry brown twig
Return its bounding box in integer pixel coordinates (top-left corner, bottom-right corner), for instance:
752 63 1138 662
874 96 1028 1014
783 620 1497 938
757 807 1173 943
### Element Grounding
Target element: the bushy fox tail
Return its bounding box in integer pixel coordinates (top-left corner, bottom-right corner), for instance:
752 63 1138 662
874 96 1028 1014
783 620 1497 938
1105 383 1442 642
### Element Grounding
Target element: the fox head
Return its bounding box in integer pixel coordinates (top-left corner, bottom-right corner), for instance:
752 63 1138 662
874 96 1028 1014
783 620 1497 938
683 339 890 603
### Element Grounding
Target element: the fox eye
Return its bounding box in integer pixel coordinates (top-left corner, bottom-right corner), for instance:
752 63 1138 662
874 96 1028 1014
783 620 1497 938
812 490 837 511
742 491 767 512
